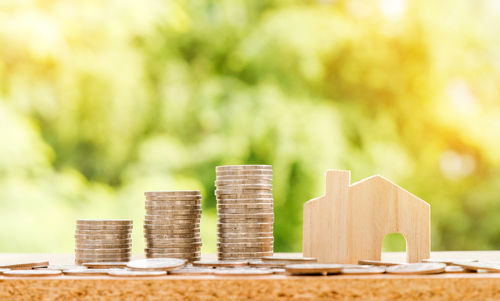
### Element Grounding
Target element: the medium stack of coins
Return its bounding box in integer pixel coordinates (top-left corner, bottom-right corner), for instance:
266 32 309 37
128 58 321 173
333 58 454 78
215 165 274 260
74 219 132 265
144 191 202 262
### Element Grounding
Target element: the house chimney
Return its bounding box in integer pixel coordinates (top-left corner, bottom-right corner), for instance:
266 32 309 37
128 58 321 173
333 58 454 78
325 170 351 197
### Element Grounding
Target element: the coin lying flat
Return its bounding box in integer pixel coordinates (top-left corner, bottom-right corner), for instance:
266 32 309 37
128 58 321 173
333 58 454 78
385 263 446 275
0 268 9 274
169 267 215 275
35 265 82 271
451 261 500 272
192 260 249 268
285 264 343 275
341 266 386 275
445 265 468 273
3 270 62 277
262 256 317 263
248 261 285 268
127 258 187 271
0 260 50 270
63 268 121 276
108 270 167 277
83 262 129 269
358 260 401 266
213 268 273 276
422 258 476 265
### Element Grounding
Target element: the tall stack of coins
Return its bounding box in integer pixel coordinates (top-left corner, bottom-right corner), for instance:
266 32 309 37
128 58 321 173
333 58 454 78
144 191 202 262
74 219 132 264
215 165 274 260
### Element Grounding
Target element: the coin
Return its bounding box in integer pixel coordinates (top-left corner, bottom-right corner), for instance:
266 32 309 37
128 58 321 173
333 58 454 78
127 258 187 271
216 165 272 170
75 238 131 243
145 197 202 203
217 224 273 231
445 265 468 273
217 246 273 253
216 175 273 181
75 230 131 235
83 262 129 269
76 225 134 231
216 170 273 176
421 258 472 265
358 260 401 266
213 268 273 276
145 237 201 243
75 248 131 254
75 234 131 240
218 238 273 244
0 260 49 270
386 263 446 275
217 252 273 258
34 265 81 271
145 247 200 253
217 242 273 248
3 270 62 277
144 223 199 230
192 260 249 268
285 264 343 275
145 254 200 261
215 189 272 195
145 233 200 239
63 268 121 276
76 254 131 260
145 190 201 196
168 267 214 275
341 266 386 275
215 179 271 185
217 232 274 239
216 184 273 190
217 208 273 215
217 203 274 209
108 270 167 277
248 260 285 268
145 204 202 210
0 268 10 274
145 210 202 216
145 242 202 249
144 219 200 224
77 219 133 225
217 198 274 204
261 256 317 263
451 261 500 272
145 213 201 219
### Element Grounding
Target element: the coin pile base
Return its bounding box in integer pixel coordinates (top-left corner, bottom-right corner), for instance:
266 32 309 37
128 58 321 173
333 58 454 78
74 220 132 264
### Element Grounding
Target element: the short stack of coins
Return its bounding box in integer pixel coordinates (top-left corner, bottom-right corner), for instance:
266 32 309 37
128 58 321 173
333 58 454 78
144 191 202 261
215 165 274 260
74 219 132 265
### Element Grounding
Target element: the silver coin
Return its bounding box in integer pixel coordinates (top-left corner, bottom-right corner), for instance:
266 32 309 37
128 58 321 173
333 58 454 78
145 190 201 196
217 208 274 215
145 197 202 203
145 213 201 219
216 189 272 195
217 198 274 204
0 261 49 269
215 179 271 185
192 260 249 268
451 261 500 272
145 253 201 259
145 233 200 239
75 230 131 235
261 256 316 263
217 222 273 229
145 247 200 253
217 203 274 209
127 258 187 271
77 219 133 225
248 260 285 268
144 218 200 224
217 237 274 244
217 246 273 253
144 223 199 230
83 262 129 269
34 265 82 271
108 270 167 277
216 170 273 176
358 260 401 266
168 267 214 275
217 242 273 248
341 266 386 275
145 242 202 249
76 225 133 230
75 238 131 243
386 263 446 275
445 265 468 273
75 254 131 260
75 248 131 254
76 243 132 249
63 268 121 276
213 268 273 276
146 204 202 210
145 237 201 243
145 209 202 216
217 232 274 239
216 165 272 170
218 251 273 257
75 234 131 240
3 270 62 277
216 184 273 190
144 228 200 234
285 264 343 275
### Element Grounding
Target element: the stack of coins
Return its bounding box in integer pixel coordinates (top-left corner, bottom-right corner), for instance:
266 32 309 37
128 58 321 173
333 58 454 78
215 165 274 260
144 191 202 261
74 219 132 265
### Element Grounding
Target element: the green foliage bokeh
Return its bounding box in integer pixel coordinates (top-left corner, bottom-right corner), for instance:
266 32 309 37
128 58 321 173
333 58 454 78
1 0 500 253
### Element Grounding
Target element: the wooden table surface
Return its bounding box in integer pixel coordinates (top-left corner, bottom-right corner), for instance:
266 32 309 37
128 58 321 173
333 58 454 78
0 251 499 300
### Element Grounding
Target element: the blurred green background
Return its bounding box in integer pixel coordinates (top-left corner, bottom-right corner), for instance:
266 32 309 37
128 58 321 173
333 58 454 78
1 0 500 254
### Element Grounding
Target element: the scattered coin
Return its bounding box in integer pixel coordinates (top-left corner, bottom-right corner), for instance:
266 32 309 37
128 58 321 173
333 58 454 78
127 258 187 271
0 268 9 274
108 270 167 277
0 261 50 270
63 268 121 276
451 261 500 272
213 268 273 276
169 267 215 275
34 265 82 271
248 260 285 268
285 264 343 276
262 256 317 263
83 262 129 269
341 266 386 275
445 265 468 273
192 260 249 268
271 268 286 274
422 258 476 265
358 260 401 266
3 270 62 277
385 263 446 275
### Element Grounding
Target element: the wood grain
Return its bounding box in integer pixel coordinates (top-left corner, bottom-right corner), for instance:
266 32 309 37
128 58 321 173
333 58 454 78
304 170 430 264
